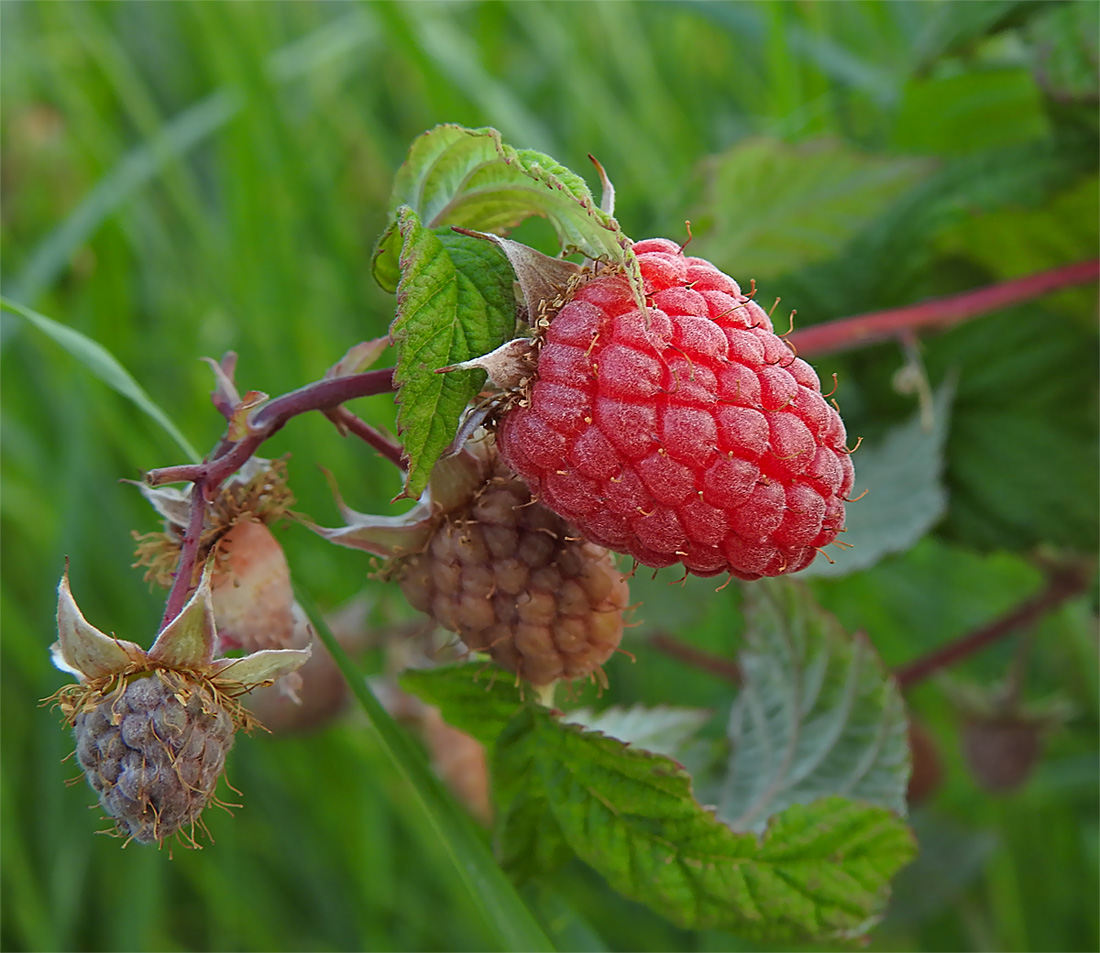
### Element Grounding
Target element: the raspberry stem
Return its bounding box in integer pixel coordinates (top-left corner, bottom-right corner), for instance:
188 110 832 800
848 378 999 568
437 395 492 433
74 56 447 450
325 406 405 470
893 565 1092 690
790 259 1100 358
152 367 398 629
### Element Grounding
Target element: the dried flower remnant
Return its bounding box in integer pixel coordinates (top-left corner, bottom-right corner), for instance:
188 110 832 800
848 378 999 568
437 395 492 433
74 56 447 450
49 565 310 847
132 458 311 697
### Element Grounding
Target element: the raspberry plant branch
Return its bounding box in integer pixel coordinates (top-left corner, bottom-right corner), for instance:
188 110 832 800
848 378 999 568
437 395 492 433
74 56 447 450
325 406 406 470
146 369 398 489
790 259 1100 358
894 564 1092 690
648 631 743 684
158 481 209 629
149 367 398 630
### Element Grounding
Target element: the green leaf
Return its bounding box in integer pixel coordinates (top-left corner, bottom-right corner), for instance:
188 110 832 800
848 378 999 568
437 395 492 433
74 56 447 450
719 580 910 832
494 712 575 883
294 591 555 953
0 296 201 462
373 125 640 301
399 663 525 748
934 175 1099 318
693 138 929 280
563 704 712 761
496 706 913 941
389 208 517 498
399 665 572 882
800 383 952 578
922 305 1098 553
781 132 1098 317
892 67 1050 156
949 408 1099 552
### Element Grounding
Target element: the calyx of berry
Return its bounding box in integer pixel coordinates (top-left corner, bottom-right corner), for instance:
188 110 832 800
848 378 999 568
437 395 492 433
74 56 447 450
303 436 497 558
52 563 311 690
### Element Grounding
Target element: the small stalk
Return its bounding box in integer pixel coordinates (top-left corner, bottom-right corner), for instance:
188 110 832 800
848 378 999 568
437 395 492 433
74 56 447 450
792 260 1099 358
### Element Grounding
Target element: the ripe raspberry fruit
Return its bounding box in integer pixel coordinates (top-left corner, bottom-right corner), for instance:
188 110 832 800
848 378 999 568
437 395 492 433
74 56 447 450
497 238 854 579
72 672 236 845
396 463 629 686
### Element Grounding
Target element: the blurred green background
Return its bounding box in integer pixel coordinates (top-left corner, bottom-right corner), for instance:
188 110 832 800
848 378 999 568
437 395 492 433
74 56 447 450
2 1 1096 951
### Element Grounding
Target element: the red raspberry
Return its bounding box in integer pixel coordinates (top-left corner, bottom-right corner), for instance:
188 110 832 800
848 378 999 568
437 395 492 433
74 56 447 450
497 238 854 579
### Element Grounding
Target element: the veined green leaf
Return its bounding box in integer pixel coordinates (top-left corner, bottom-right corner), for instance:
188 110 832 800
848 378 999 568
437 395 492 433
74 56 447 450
389 208 517 498
693 138 930 280
563 704 712 762
372 124 639 298
399 664 572 882
720 580 910 832
800 383 952 578
400 663 525 748
497 706 913 941
1 296 200 462
493 712 574 883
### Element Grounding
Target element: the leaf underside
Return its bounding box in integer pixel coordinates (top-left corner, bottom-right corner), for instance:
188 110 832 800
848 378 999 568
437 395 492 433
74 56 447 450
720 579 911 834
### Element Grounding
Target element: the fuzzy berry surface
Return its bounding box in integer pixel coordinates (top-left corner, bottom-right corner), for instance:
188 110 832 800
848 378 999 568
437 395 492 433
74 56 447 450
398 465 628 685
498 238 854 579
72 673 235 844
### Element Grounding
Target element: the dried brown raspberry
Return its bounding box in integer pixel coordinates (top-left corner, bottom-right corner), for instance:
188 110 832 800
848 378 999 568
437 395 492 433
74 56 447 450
396 466 629 686
50 566 310 846
961 714 1044 793
72 671 236 845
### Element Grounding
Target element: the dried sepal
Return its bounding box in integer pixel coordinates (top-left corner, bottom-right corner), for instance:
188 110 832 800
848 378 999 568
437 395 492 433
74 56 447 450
304 436 496 558
324 337 391 379
146 563 218 670
209 646 313 689
53 571 146 681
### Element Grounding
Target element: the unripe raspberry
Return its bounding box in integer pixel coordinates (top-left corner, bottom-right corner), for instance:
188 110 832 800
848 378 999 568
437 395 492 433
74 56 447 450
72 672 236 845
497 238 854 579
906 718 943 805
961 714 1043 793
397 466 629 685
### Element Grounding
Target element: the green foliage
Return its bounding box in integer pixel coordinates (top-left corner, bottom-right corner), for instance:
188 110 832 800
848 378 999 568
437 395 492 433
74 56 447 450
372 124 638 293
3 1 1096 951
802 384 952 578
393 126 628 256
388 209 516 497
720 580 910 830
694 139 929 280
404 665 914 942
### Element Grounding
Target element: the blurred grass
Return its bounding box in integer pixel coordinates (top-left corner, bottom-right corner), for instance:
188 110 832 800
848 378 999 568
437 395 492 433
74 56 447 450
2 2 1096 951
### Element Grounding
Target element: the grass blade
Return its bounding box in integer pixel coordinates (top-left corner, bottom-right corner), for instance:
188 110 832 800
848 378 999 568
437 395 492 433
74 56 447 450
0 296 201 463
293 584 555 953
